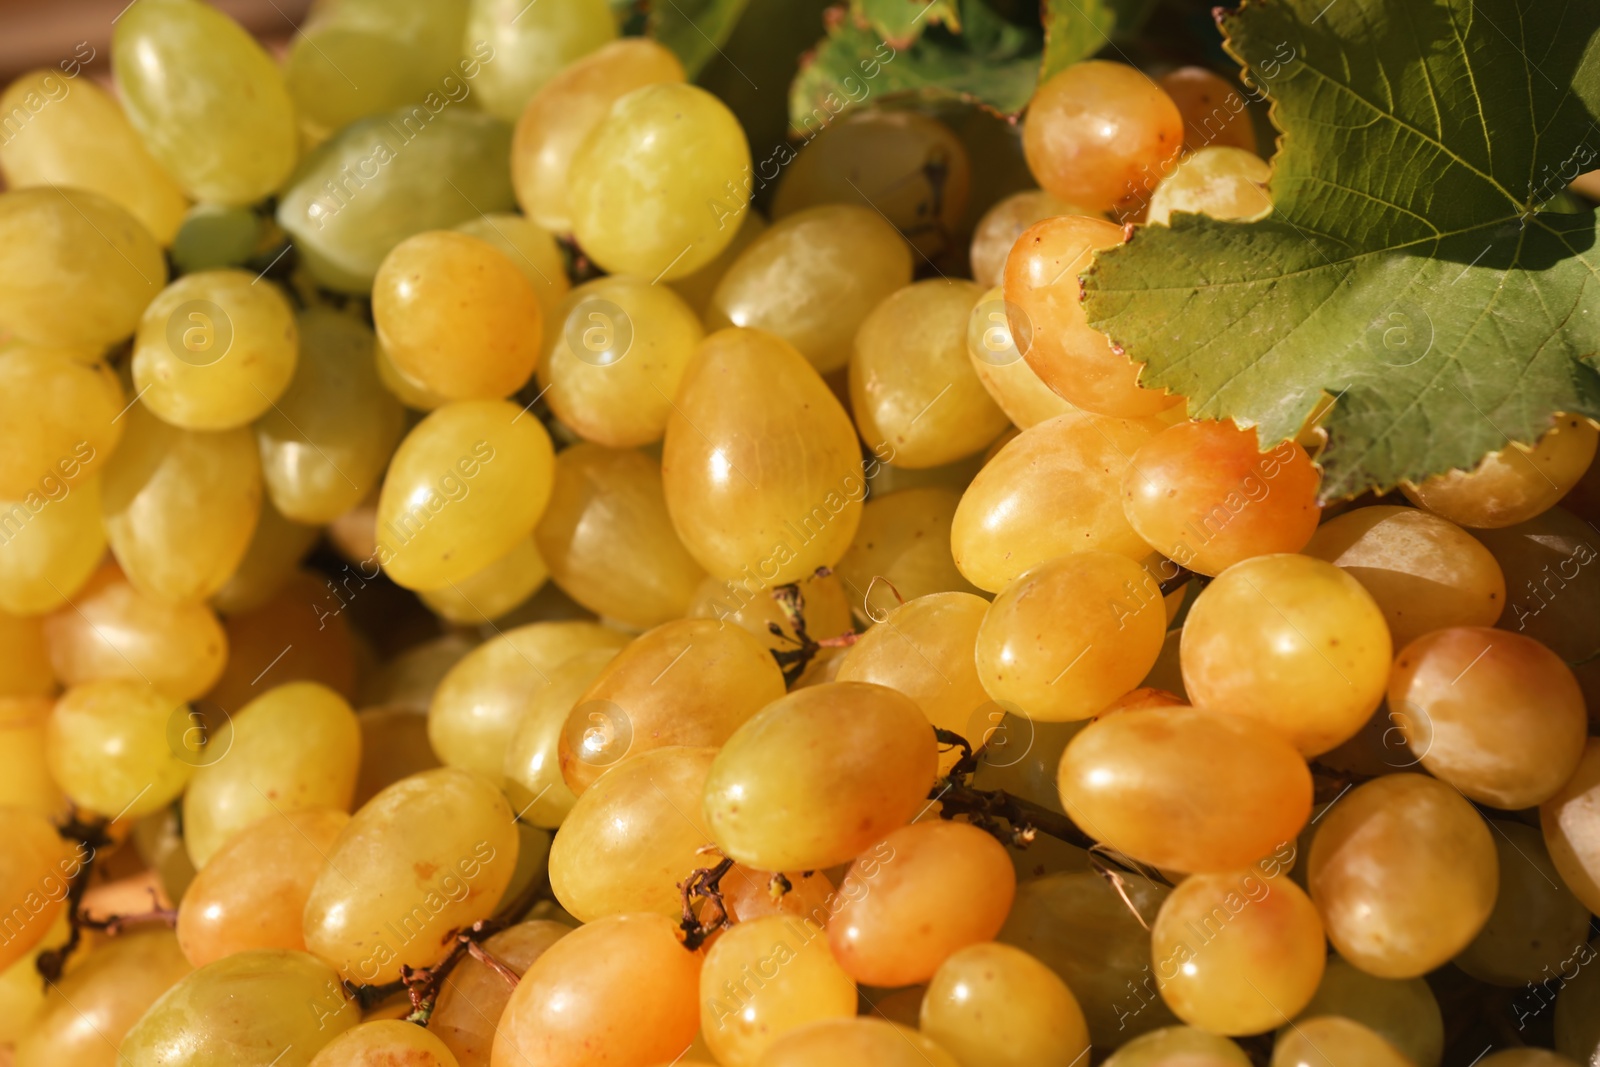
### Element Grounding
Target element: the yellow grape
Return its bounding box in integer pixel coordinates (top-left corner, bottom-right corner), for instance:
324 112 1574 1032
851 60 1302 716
0 913 63 1041
375 399 555 591
43 561 226 701
662 328 865 584
1455 820 1590 987
850 280 1010 468
1058 707 1312 872
429 620 627 784
1542 738 1600 914
867 443 990 497
303 767 519 984
376 337 449 410
569 83 750 280
419 535 549 625
1308 774 1497 978
975 551 1167 721
670 211 768 315
0 470 106 615
1270 1015 1415 1067
1103 1026 1251 1067
708 205 912 374
1181 554 1391 755
13 928 193 1067
952 410 1166 592
207 570 358 711
211 497 320 614
703 682 938 871
493 912 701 1067
258 307 404 525
0 71 186 244
535 445 706 627
1148 146 1273 226
1150 868 1326 1034
834 487 980 623
720 866 837 926
700 914 857 1067
101 404 261 604
1389 627 1585 807
1403 414 1598 528
0 808 73 970
687 571 854 654
503 648 618 828
538 275 705 448
969 190 1082 288
373 231 543 402
455 213 571 320
1304 505 1506 649
46 678 191 819
1004 214 1180 416
307 1020 460 1066
1158 66 1259 154
359 633 474 715
183 681 362 867
0 346 123 498
920 942 1090 1067
432 919 572 1067
757 1017 961 1067
1288 956 1443 1067
0 187 166 348
0 699 66 817
176 807 349 967
829 821 1015 987
547 746 718 921
1023 60 1185 215
512 38 686 233
117 948 358 1066
966 286 1076 429
353 705 440 809
466 0 616 120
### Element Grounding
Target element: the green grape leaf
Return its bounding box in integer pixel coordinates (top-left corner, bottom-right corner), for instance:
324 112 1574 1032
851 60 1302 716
648 0 753 78
1082 0 1600 500
1039 0 1159 80
852 0 962 47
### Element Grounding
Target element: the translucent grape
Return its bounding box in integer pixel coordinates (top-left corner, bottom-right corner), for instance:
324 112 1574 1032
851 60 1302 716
212 499 321 614
919 941 1090 1067
0 699 65 817
454 213 570 318
207 570 359 711
1288 956 1444 1067
353 705 440 809
0 344 124 499
1103 1026 1252 1067
1308 774 1497 978
307 1019 460 1066
834 487 980 623
703 682 938 871
720 866 837 926
0 911 67 1043
1454 820 1590 988
1271 1016 1414 1067
432 919 571 1067
0 471 106 615
1158 66 1259 153
670 211 768 315
1541 738 1600 914
1403 415 1598 528
419 535 549 625
169 204 261 273
969 190 1082 288
502 648 618 828
465 0 615 120
112 0 297 205
1148 146 1273 226
966 286 1076 429
707 205 912 374
0 809 73 970
46 678 192 819
757 1017 960 1067
687 571 854 654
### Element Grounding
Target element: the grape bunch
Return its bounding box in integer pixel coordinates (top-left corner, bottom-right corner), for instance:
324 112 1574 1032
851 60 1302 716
0 1 1598 1066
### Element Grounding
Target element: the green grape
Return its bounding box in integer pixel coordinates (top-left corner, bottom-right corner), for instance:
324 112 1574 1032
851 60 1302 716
303 767 519 984
534 445 706 627
1555 939 1600 1066
1403 414 1598 528
0 472 106 615
169 204 262 273
686 571 854 654
131 270 299 431
454 212 570 319
757 1017 961 1067
834 487 980 623
707 205 913 374
432 919 571 1067
0 71 187 245
374 399 555 591
1149 146 1273 226
182 682 362 867
0 808 73 971
428 620 627 784
1270 1015 1421 1067
969 190 1083 288
702 682 938 871
465 0 616 120
1287 957 1443 1067
418 534 548 625
1542 739 1600 915
0 187 166 348
503 647 619 829
538 275 705 447
512 37 686 234
1158 66 1260 154
352 705 440 809
45 679 192 819
1308 774 1497 978
557 618 784 794
211 497 321 614
569 83 751 280
101 404 262 604
307 1019 461 1066
661 328 865 585
0 345 124 498
966 286 1077 429
112 0 297 205
117 949 358 1066
1103 1026 1252 1067
919 942 1090 1067
670 210 767 315
1454 821 1590 988
277 109 514 293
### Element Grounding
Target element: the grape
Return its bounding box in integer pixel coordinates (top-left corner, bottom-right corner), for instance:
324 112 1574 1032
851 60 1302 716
454 213 571 318
1555 941 1600 1067
720 866 837 925
1148 146 1273 226
1475 1054 1585 1067
305 1019 460 1066
1388 627 1585 807
134 805 198 903
493 913 699 1066
951 410 1167 592
432 919 571 1067
206 570 359 712
969 190 1084 288
1308 774 1496 978
700 914 858 1067
1305 504 1507 649
257 308 404 526
1150 868 1326 1034
1004 213 1180 416
1023 61 1185 216
375 399 554 591
966 286 1077 429
557 619 784 794
975 551 1168 721
707 205 913 374
1287 956 1443 1067
850 280 1011 468
419 535 549 625
0 809 72 970
757 1017 961 1067
0 911 66 1043
1103 1026 1251 1066
0 187 167 348
0 699 65 817
303 767 519 984
176 807 349 967
662 328 865 584
1123 420 1321 575
503 648 618 828
1541 738 1600 914
465 0 616 120
834 487 980 623
277 109 515 293
703 682 938 871
1270 1016 1415 1067
353 706 440 809
772 109 972 262
0 344 124 500
671 211 768 316
828 821 1015 986
212 500 321 615
0 71 187 245
45 679 192 819
512 37 686 233
182 682 362 867
1181 554 1391 755
1058 707 1312 872
101 404 262 604
919 942 1090 1067
13 928 192 1067
1402 414 1598 528
0 471 106 615
1158 66 1259 154
687 571 854 654
117 948 358 1066
1453 820 1591 988
569 83 750 280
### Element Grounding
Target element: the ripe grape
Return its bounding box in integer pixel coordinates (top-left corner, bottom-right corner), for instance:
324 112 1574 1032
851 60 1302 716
418 535 549 625
833 488 978 623
1541 738 1600 914
0 470 107 615
969 190 1083 288
920 942 1091 1067
1403 414 1598 528
1158 66 1260 154
1454 820 1591 987
455 213 571 318
464 0 616 121
720 866 836 925
1102 1026 1251 1067
307 1019 461 1066
205 570 359 710
687 571 854 653
757 1017 961 1067
503 647 620 828
1148 146 1273 226
0 699 65 817
670 210 769 315
46 678 192 819
432 919 572 1067
211 502 322 616
0 809 72 970
1270 1016 1415 1067
965 286 1077 428
0 345 124 499
1287 956 1444 1067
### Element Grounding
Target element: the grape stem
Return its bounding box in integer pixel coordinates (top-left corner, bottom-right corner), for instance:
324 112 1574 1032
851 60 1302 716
766 568 860 686
677 856 736 951
36 815 115 983
79 888 178 937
